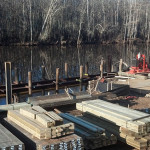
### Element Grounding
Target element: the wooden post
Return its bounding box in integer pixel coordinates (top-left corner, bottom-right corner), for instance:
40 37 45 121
28 71 32 96
65 63 68 78
13 93 19 103
107 82 109 91
42 89 45 96
111 64 114 72
14 67 19 84
85 62 88 75
85 62 89 90
42 65 45 80
108 55 112 73
5 62 12 104
100 60 104 78
80 65 83 91
56 68 59 94
119 59 123 73
111 81 113 90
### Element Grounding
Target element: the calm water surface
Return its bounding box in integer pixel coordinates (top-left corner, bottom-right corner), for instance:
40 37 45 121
0 44 150 104
0 44 149 84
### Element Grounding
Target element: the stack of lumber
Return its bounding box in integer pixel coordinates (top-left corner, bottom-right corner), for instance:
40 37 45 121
60 113 117 149
76 99 150 150
0 123 25 150
0 102 31 112
3 119 84 150
5 106 84 150
27 92 92 108
7 106 74 139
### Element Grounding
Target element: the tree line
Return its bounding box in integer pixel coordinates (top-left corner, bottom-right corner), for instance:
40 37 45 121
0 0 150 45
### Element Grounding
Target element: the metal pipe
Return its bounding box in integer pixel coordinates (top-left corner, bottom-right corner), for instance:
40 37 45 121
59 113 104 133
65 113 104 132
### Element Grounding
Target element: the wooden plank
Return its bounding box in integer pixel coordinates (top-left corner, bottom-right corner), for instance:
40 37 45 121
77 103 143 133
13 102 32 110
79 100 150 133
46 111 63 125
36 113 55 128
32 106 47 113
82 100 150 121
81 113 150 150
83 101 148 129
3 119 83 150
20 107 39 119
7 110 51 139
27 92 92 108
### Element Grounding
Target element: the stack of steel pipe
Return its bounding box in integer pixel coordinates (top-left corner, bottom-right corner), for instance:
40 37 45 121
59 113 117 149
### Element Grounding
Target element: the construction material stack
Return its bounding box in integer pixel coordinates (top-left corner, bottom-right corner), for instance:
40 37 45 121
59 113 117 149
76 99 150 150
0 124 25 150
5 106 83 150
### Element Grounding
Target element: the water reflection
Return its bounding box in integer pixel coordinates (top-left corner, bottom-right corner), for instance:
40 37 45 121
0 44 149 84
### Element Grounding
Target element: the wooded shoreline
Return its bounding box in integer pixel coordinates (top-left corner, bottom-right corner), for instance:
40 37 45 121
1 0 150 46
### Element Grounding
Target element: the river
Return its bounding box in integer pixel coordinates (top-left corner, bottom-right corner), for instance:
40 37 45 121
0 44 150 104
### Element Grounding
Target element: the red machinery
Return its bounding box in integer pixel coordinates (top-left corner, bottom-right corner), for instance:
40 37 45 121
128 53 150 74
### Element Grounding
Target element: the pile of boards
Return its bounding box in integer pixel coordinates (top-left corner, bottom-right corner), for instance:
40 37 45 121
5 106 83 150
77 99 150 150
59 113 117 149
0 124 25 150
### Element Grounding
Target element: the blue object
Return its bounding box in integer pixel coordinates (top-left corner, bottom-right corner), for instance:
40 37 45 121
0 98 6 105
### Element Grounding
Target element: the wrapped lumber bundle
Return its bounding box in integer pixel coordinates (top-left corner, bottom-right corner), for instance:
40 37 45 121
5 105 84 150
76 99 150 150
59 113 117 149
0 124 25 150
3 119 84 150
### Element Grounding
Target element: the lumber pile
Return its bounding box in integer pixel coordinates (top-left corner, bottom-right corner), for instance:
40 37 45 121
27 92 92 108
0 123 25 150
5 106 84 150
3 119 84 150
76 99 150 150
60 113 117 149
0 102 31 112
7 106 74 139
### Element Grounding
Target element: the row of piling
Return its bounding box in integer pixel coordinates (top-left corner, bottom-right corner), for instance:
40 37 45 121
3 57 123 105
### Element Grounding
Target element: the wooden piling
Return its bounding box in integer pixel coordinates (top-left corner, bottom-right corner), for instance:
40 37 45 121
100 60 104 78
41 65 45 80
111 81 113 90
111 65 114 72
65 63 68 78
85 62 89 90
28 71 32 96
14 67 19 84
80 65 83 91
119 59 123 73
85 62 88 75
41 89 45 96
56 68 59 93
5 62 12 104
107 55 112 73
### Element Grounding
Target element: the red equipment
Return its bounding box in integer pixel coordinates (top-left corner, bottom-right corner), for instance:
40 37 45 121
128 53 150 74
